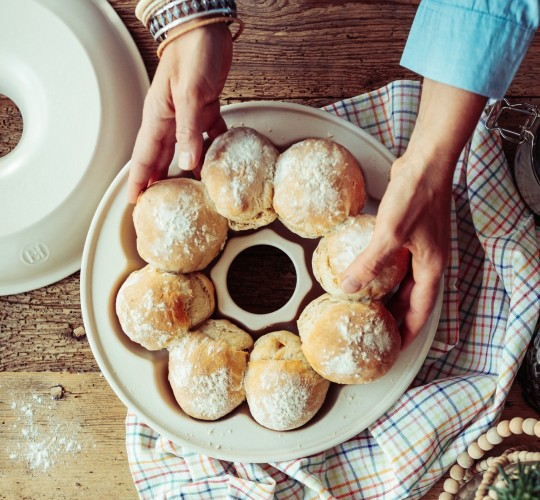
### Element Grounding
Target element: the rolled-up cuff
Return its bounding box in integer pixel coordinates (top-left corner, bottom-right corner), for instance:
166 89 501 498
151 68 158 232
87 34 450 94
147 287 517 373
401 0 538 99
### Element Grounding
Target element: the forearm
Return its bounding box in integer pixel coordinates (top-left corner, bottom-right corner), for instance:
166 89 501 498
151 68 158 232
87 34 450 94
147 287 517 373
403 78 487 182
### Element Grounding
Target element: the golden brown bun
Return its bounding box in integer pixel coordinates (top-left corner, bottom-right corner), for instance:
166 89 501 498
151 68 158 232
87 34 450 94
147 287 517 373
201 127 279 230
168 319 254 420
312 214 410 299
197 318 254 352
115 265 215 351
298 295 400 384
133 178 228 272
273 139 366 238
244 331 330 431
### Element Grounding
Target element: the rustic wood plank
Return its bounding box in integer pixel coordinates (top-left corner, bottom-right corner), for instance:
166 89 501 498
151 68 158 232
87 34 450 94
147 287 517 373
233 0 540 100
0 273 97 373
0 372 136 500
109 0 540 101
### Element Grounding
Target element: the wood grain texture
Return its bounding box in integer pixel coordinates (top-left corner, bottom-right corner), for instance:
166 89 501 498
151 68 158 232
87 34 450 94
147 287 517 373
226 245 297 314
0 273 96 373
111 0 540 102
0 95 23 158
0 373 135 500
1 1 540 498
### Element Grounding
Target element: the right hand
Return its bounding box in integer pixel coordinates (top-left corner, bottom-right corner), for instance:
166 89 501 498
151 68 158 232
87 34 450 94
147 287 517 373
127 23 233 203
340 78 488 348
341 149 453 349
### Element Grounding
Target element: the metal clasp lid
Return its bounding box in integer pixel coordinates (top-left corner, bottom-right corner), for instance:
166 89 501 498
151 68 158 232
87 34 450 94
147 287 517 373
485 98 539 144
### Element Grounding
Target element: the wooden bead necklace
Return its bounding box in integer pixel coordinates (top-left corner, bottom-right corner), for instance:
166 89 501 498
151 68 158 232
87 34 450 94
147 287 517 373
440 417 540 500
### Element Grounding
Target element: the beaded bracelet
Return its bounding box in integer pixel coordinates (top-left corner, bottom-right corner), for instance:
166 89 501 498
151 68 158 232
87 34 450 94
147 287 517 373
136 0 238 26
135 0 162 24
136 0 239 42
156 15 243 59
440 417 540 500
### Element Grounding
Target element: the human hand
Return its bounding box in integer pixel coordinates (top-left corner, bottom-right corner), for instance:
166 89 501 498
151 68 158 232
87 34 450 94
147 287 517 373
127 23 233 203
340 79 488 348
341 152 453 349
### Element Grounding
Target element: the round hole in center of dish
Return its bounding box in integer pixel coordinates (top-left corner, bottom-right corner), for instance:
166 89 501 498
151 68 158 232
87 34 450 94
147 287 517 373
226 244 297 314
0 94 23 158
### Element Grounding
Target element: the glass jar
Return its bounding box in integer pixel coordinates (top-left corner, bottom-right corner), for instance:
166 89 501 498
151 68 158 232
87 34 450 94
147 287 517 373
486 99 540 215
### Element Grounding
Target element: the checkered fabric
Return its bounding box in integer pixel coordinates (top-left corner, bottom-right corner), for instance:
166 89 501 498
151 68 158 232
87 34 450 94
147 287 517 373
125 80 540 499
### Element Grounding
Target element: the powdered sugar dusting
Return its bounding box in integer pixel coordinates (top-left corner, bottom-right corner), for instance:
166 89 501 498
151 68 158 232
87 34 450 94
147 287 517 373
321 348 359 376
330 217 374 274
140 288 166 313
135 180 227 272
152 194 219 259
322 308 393 376
169 339 242 420
124 306 174 347
219 132 262 207
276 141 344 218
249 369 310 430
116 273 181 349
205 127 278 220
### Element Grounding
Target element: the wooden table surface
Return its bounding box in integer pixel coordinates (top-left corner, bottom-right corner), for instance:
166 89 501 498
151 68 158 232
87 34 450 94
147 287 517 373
1 1 539 498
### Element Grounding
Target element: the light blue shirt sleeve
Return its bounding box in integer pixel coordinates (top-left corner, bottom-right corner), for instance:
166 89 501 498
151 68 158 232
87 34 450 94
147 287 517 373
401 0 539 98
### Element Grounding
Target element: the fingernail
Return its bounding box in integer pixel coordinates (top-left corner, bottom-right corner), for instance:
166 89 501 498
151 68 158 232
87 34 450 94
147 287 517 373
341 276 362 294
178 151 192 171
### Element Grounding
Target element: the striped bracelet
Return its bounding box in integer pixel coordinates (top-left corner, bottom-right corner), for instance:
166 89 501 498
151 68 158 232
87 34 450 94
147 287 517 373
137 0 238 43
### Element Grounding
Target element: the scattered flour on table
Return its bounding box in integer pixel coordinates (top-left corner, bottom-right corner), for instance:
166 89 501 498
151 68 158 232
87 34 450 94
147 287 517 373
6 391 82 473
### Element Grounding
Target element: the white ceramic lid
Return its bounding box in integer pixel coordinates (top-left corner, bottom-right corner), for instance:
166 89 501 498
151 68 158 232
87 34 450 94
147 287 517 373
81 101 443 463
0 0 149 295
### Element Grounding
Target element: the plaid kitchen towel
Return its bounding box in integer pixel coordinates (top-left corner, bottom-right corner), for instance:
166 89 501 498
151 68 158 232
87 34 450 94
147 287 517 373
125 80 540 499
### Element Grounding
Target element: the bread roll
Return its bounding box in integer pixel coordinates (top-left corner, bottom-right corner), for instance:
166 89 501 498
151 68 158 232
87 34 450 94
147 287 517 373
201 127 279 230
133 178 228 272
298 294 400 384
273 139 366 238
312 214 410 299
244 331 330 431
115 265 215 350
168 319 254 420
